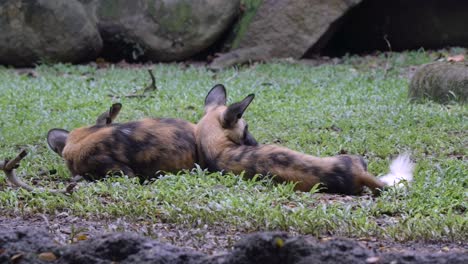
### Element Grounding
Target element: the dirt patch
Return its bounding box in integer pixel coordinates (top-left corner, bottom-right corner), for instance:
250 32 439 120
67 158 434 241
0 213 245 255
1 213 466 263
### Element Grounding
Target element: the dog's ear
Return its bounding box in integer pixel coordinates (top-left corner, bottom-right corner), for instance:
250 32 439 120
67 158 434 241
47 129 69 156
96 103 122 125
205 84 227 109
223 94 255 128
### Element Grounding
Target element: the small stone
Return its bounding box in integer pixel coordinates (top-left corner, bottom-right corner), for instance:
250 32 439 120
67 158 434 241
366 256 380 263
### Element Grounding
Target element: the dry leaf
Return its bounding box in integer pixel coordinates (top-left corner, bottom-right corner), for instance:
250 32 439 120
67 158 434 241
38 252 57 261
76 234 88 241
447 54 465 62
11 253 23 263
274 237 284 248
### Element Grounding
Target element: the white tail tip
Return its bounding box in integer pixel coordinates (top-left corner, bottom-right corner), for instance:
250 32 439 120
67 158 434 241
379 154 414 187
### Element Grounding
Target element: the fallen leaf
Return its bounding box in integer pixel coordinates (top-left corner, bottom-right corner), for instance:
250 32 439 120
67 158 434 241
11 253 23 263
447 54 465 62
274 237 284 248
38 252 57 261
76 234 88 241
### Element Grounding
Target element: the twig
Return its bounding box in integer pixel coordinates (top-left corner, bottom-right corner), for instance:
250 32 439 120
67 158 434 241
2 149 27 170
383 34 392 52
108 70 158 99
382 34 393 79
144 69 157 92
1 150 75 194
124 94 154 98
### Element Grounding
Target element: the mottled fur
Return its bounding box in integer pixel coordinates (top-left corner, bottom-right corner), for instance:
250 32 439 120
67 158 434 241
48 105 197 180
196 84 413 195
48 102 259 181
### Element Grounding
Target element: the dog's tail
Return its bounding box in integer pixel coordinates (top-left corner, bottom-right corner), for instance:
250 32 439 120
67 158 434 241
379 154 414 187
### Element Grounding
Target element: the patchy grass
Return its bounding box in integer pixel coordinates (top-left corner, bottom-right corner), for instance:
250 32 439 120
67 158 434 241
0 50 466 242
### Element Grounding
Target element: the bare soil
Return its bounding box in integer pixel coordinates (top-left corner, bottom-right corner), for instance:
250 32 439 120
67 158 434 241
1 212 466 264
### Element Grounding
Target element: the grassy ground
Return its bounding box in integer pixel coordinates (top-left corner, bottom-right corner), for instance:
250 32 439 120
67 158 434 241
0 50 466 243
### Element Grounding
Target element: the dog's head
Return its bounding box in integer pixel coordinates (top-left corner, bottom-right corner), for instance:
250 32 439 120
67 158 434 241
198 84 258 147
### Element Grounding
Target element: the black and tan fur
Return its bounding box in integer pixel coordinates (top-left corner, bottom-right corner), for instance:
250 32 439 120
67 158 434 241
195 85 414 195
47 104 197 180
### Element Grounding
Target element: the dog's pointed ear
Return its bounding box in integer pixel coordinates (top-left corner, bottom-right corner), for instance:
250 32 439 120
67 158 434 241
205 84 227 109
96 103 122 125
47 129 69 156
223 94 255 128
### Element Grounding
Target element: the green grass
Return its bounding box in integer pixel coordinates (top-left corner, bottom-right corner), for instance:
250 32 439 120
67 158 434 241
0 50 466 242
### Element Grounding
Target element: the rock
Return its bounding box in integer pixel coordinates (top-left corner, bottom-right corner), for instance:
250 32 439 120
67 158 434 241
60 232 207 264
209 46 273 70
224 232 373 264
0 228 59 264
409 62 468 104
210 0 362 68
1 228 467 264
81 0 240 62
0 0 102 67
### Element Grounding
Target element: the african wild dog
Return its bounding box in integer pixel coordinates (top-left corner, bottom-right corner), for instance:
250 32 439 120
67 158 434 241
47 103 198 180
195 84 414 195
47 102 259 181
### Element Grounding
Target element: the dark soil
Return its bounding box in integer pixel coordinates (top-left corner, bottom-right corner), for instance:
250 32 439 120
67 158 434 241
0 214 466 264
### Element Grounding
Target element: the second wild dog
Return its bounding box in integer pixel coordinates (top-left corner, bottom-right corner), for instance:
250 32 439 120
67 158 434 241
195 84 414 195
47 103 197 180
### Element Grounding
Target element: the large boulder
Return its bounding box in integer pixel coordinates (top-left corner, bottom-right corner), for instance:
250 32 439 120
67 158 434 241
210 0 362 69
0 0 102 67
81 0 240 62
409 62 468 104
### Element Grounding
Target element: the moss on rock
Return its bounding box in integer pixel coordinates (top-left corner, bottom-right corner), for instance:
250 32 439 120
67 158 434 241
157 2 194 34
229 0 264 50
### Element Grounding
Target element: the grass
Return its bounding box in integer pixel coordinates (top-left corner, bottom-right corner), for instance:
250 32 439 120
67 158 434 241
0 50 466 242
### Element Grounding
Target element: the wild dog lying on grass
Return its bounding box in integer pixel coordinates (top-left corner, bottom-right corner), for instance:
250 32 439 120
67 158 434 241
195 84 414 195
47 103 197 181
47 103 259 181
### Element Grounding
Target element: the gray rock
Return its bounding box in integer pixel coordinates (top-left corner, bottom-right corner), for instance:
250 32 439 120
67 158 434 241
409 62 468 104
82 0 240 62
1 227 466 264
225 232 372 264
0 228 59 264
60 232 207 264
0 0 102 67
210 0 361 69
